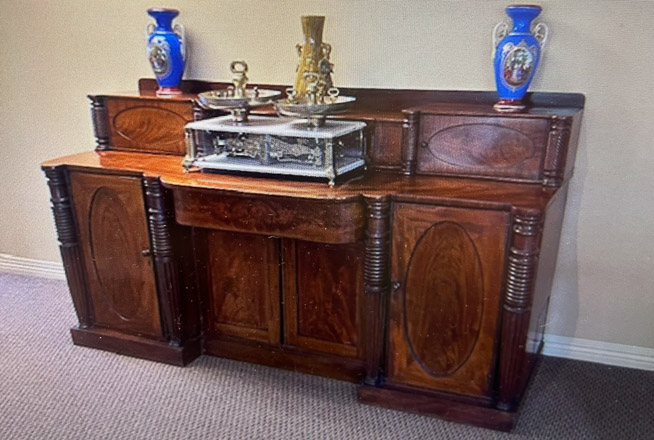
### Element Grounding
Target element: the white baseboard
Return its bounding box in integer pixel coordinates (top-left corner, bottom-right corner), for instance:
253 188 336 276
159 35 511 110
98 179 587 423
0 253 66 280
544 334 654 372
1 253 653 371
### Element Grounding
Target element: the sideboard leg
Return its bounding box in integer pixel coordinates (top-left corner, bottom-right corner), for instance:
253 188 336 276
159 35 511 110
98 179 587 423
362 195 391 386
43 166 93 329
497 210 544 410
144 177 183 347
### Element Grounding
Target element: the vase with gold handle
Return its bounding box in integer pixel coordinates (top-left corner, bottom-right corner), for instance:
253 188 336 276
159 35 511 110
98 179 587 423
294 15 334 100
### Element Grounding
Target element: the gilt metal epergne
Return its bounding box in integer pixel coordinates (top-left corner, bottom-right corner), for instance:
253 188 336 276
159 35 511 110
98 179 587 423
183 15 365 185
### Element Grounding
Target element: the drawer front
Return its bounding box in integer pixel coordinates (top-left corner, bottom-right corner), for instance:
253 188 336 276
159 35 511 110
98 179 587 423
416 115 549 181
172 187 365 244
106 97 193 155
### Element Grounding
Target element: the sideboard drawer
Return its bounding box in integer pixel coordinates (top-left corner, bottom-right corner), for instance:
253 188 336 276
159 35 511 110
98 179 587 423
416 114 549 181
171 187 365 244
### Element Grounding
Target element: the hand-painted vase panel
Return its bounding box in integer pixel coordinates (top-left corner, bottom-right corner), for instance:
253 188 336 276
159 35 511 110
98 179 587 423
146 8 186 96
492 5 549 112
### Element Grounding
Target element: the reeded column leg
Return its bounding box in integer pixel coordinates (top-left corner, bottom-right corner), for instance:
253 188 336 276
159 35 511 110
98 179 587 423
362 195 391 386
143 177 183 346
497 210 544 410
43 166 92 328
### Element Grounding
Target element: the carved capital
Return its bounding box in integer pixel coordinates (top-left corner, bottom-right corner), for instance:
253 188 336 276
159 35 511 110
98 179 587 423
88 95 111 151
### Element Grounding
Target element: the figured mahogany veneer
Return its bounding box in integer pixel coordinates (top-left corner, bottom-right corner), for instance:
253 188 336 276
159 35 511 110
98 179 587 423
43 82 584 432
388 204 509 398
201 230 281 345
68 172 162 338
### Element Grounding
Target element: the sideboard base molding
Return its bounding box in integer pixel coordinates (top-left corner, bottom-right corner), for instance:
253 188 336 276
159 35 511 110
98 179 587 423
70 327 202 366
205 337 365 383
357 385 516 431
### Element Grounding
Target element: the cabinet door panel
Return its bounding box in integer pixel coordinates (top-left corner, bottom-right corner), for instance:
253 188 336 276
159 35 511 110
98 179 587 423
388 203 509 397
284 240 364 358
204 230 280 345
70 172 161 338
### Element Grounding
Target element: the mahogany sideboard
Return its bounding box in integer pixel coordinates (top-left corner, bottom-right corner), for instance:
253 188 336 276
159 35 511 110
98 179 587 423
42 79 584 431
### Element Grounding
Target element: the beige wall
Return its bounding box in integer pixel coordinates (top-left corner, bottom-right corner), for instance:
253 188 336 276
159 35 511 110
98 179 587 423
1 0 652 348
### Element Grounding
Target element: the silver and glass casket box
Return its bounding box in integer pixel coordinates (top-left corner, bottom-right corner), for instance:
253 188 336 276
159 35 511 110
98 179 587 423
183 116 366 185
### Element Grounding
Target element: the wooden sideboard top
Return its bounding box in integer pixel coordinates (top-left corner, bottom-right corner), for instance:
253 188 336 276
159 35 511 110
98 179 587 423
92 78 583 123
42 150 555 211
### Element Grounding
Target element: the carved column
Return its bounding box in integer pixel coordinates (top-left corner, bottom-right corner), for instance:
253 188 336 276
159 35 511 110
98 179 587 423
497 209 544 410
363 196 391 386
44 166 93 328
143 177 183 346
88 95 110 151
401 110 420 176
543 115 572 187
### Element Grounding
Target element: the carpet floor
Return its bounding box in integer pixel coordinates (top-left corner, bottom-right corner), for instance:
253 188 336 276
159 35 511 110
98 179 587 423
0 273 652 439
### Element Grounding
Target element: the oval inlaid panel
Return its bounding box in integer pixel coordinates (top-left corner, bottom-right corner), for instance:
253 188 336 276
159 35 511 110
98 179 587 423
426 123 535 169
404 222 484 376
88 187 147 320
113 106 186 148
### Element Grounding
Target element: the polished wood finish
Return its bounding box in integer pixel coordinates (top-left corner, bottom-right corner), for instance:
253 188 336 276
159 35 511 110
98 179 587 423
44 166 92 328
44 83 584 431
71 326 201 366
403 105 579 186
388 204 509 397
497 208 544 411
172 186 365 244
99 96 194 154
204 337 365 383
143 177 184 345
88 96 110 150
362 196 391 386
415 115 548 181
283 240 364 358
358 386 515 432
401 110 420 175
69 171 162 338
201 230 281 345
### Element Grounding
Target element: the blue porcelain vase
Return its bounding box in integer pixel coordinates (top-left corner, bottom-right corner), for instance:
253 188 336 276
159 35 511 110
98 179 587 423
492 5 549 112
146 8 186 96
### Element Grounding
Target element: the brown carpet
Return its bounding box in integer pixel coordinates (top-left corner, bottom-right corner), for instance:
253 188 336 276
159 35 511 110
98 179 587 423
1 273 652 439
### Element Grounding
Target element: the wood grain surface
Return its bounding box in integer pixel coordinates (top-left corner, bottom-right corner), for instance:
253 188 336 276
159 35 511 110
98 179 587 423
202 230 281 345
106 97 193 154
387 203 509 397
69 171 162 338
416 115 548 181
283 240 364 358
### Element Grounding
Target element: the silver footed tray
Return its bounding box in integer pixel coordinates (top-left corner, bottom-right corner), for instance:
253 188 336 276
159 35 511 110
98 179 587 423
196 61 281 123
275 72 355 128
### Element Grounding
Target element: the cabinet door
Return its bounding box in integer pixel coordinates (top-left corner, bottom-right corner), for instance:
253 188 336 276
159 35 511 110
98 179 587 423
387 203 509 397
283 240 364 358
69 172 162 338
203 230 281 345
